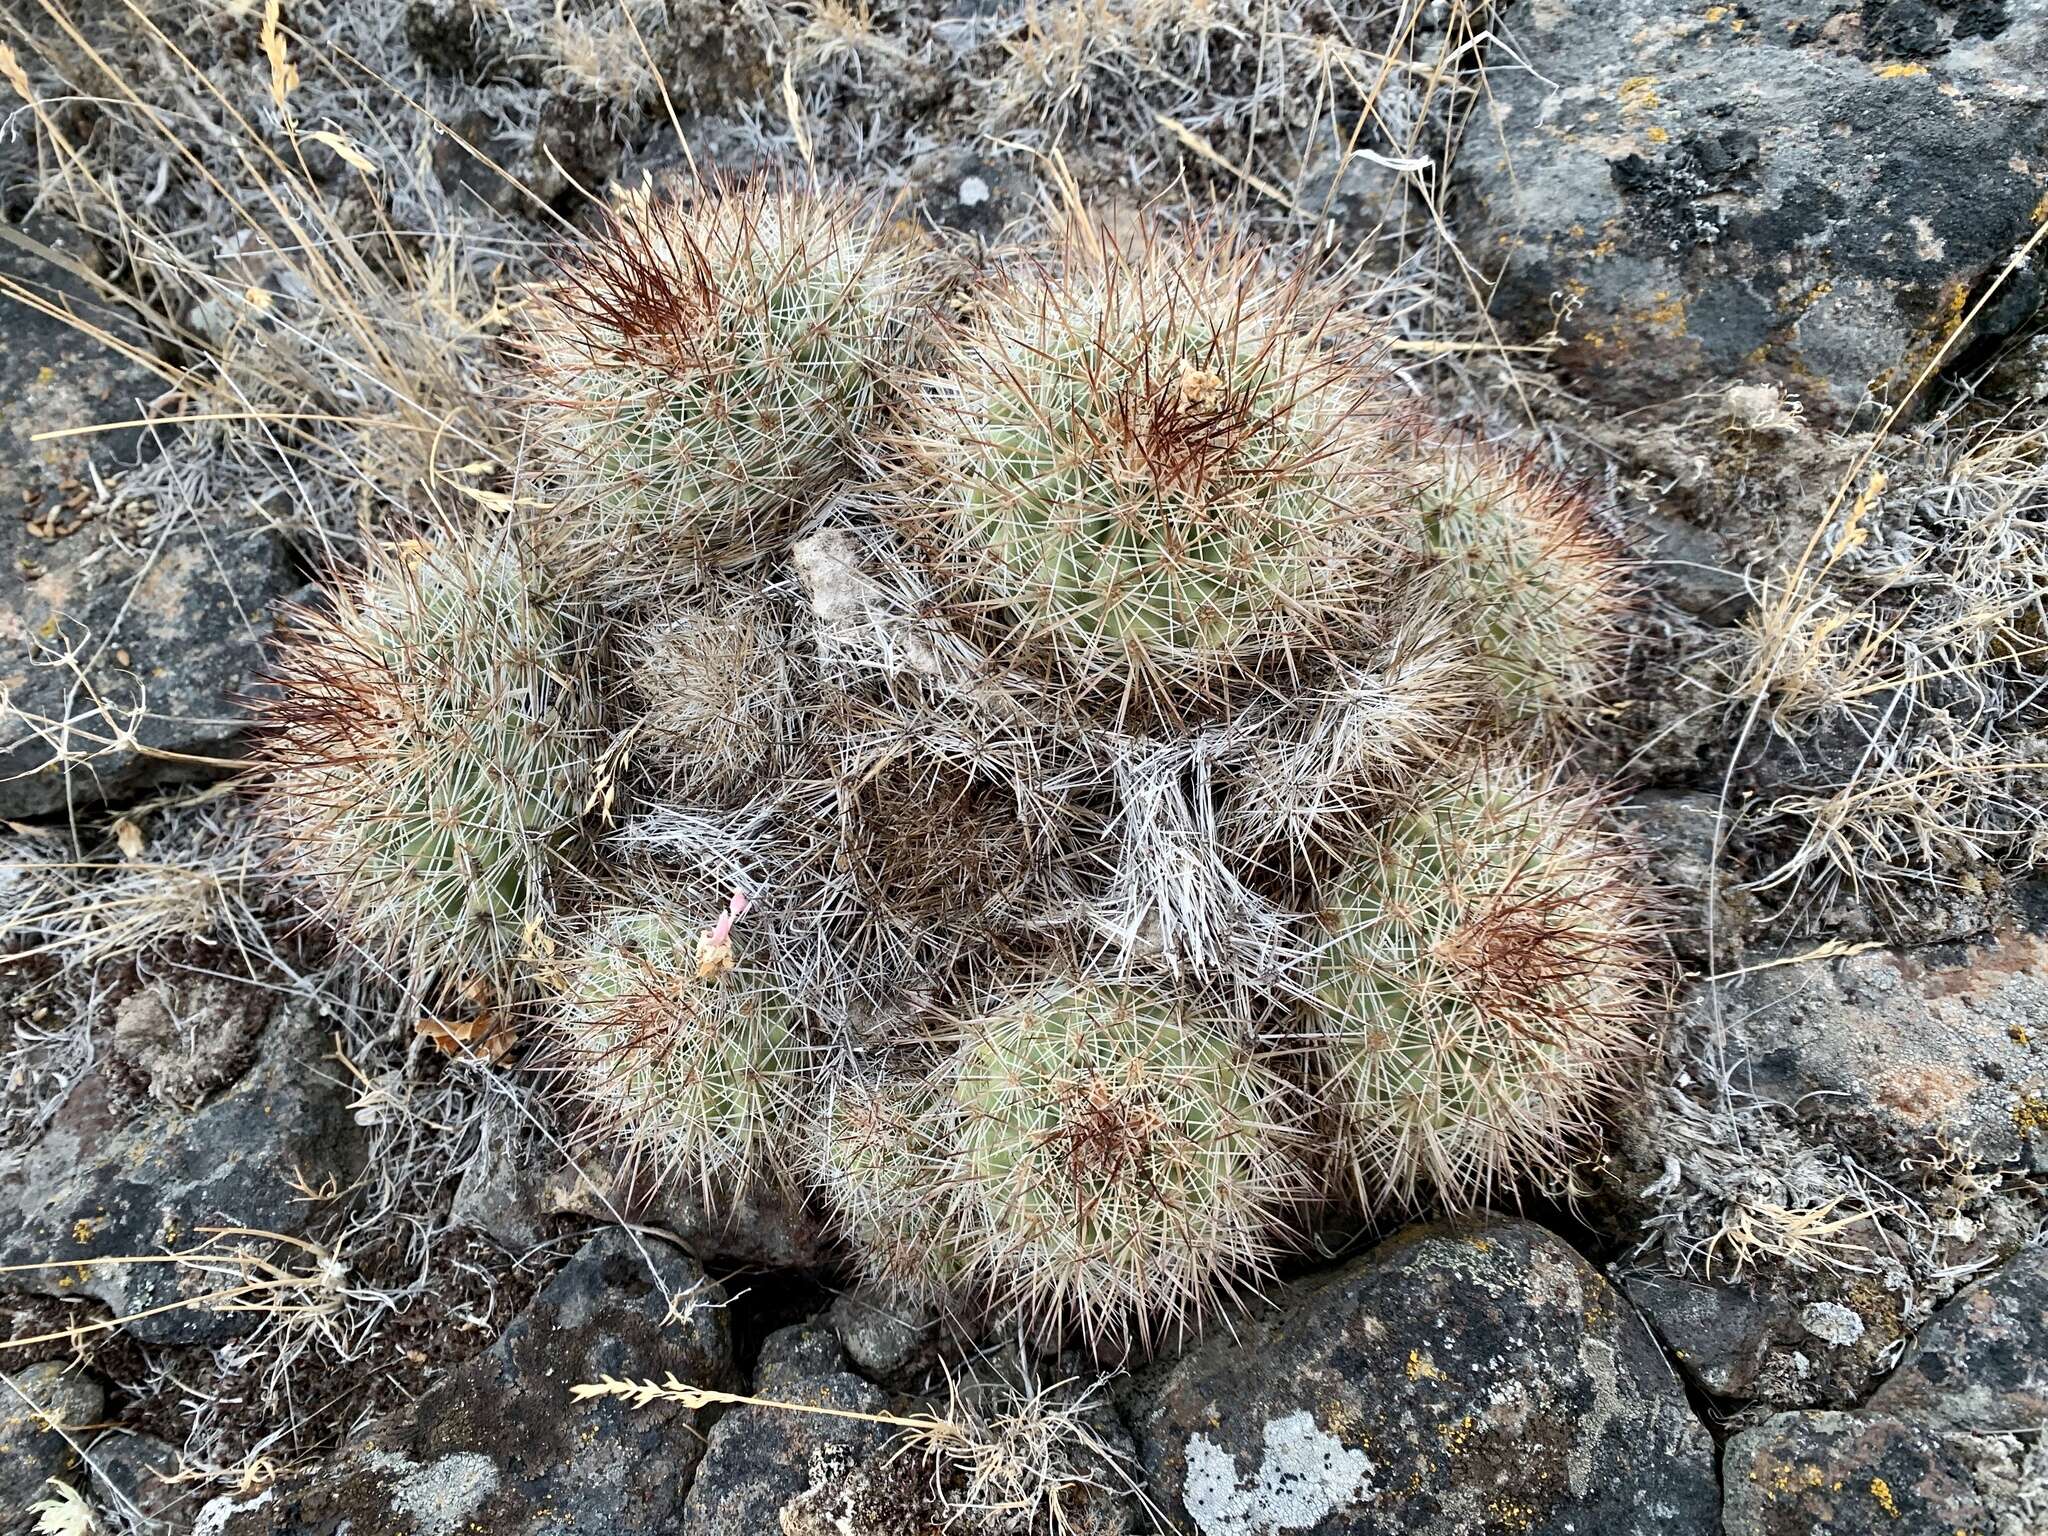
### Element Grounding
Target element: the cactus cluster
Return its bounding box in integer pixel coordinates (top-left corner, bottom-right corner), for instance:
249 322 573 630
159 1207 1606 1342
255 176 1658 1349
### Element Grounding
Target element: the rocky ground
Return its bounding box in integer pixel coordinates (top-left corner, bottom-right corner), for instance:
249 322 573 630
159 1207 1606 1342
1 2 2045 1533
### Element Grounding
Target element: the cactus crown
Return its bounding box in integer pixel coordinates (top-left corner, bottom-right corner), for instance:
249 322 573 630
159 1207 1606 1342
1308 762 1656 1209
527 177 913 593
951 977 1302 1346
554 904 812 1197
258 534 591 995
891 226 1422 720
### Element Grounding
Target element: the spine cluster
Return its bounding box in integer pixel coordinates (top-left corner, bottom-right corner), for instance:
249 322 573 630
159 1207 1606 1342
254 177 1660 1349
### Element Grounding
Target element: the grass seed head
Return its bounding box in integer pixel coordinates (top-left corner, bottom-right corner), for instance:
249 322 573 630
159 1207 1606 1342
255 531 595 997
1307 760 1659 1211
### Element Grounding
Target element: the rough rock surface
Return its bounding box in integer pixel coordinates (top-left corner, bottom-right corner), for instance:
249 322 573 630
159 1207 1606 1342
110 975 273 1111
1 218 286 820
447 1111 550 1252
88 1430 189 1533
1470 0 2048 417
1128 1219 1718 1536
0 218 155 509
1618 790 1751 964
682 1324 894 1536
1870 1241 2048 1430
0 504 287 820
0 1361 104 1514
1722 1410 2026 1536
0 1001 365 1346
1721 1239 2048 1534
1620 1266 1909 1408
545 1159 833 1269
1711 906 2048 1169
198 1230 731 1536
827 1285 940 1388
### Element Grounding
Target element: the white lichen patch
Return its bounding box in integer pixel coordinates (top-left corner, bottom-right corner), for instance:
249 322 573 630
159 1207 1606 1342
1184 1410 1375 1536
364 1449 501 1536
1800 1300 1867 1348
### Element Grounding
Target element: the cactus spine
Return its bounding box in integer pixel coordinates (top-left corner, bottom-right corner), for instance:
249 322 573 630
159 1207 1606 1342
553 903 812 1198
890 225 1423 718
258 533 592 995
1412 439 1632 722
951 978 1302 1345
526 178 915 597
1307 762 1656 1209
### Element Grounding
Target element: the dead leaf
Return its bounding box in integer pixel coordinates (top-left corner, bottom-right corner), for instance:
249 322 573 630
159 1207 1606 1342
416 1008 515 1064
302 129 378 177
113 816 146 860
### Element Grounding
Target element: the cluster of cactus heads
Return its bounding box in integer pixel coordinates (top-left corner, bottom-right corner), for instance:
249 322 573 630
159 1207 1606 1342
254 175 1657 1350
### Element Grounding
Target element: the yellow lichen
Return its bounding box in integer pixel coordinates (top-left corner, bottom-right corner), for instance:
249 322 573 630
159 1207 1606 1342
2015 1092 2048 1140
1871 1476 1900 1518
1406 1349 1445 1382
1486 1494 1537 1533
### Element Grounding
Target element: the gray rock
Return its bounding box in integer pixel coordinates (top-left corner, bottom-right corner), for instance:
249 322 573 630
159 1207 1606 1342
1708 911 2048 1169
1128 1219 1718 1536
0 1361 104 1514
906 147 1036 241
1621 1268 1805 1400
1620 1267 1906 1408
111 975 271 1110
0 506 287 819
1616 790 1750 965
1 221 286 820
1871 1242 2048 1431
683 1324 893 1536
447 1113 548 1252
827 1285 939 1388
88 1430 188 1533
1722 1410 2019 1536
0 1001 366 1345
1468 1 2048 418
0 218 155 509
777 1440 957 1536
1721 1237 2048 1533
198 1229 732 1536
